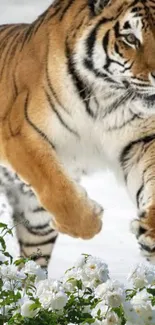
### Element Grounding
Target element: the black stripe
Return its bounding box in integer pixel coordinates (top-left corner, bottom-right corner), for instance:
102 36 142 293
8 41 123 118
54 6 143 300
140 244 155 253
32 9 48 35
20 24 34 51
3 25 22 38
123 21 131 29
21 249 51 262
105 91 134 116
114 21 120 38
145 176 155 185
103 30 110 53
104 57 124 71
19 235 58 247
120 134 155 165
0 24 12 33
33 254 51 261
45 90 79 136
83 57 114 83
86 17 112 58
46 6 62 22
29 223 50 230
136 185 144 208
13 76 18 97
131 6 142 14
66 43 97 118
137 226 147 238
114 43 122 57
143 163 155 177
0 30 21 77
46 62 69 114
32 207 45 213
25 227 56 236
128 0 141 8
59 0 75 21
24 93 56 150
0 25 23 54
106 113 139 131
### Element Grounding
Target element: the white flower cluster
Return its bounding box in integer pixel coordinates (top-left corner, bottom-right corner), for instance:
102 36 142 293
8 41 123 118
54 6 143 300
128 263 155 289
0 260 46 318
123 289 155 325
36 279 68 310
95 279 126 308
1 249 155 325
63 255 109 290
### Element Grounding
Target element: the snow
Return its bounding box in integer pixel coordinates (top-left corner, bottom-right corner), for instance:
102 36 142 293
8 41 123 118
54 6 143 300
0 0 144 283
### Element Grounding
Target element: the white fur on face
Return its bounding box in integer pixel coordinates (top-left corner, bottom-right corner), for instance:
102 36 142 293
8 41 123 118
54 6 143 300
121 12 143 45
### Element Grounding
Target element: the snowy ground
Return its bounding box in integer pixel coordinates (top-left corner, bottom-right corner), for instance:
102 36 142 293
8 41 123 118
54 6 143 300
0 0 144 283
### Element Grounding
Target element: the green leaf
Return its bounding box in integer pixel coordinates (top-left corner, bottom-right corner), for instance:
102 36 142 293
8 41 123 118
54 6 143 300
14 257 27 266
0 237 6 250
3 251 13 263
76 280 83 290
29 301 41 311
0 222 7 229
147 288 155 296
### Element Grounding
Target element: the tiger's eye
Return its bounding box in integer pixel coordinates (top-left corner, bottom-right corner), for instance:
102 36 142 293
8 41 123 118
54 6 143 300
124 33 137 45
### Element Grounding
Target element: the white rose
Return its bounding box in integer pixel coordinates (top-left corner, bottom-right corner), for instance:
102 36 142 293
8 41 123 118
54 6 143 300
36 279 63 298
83 256 109 284
92 304 120 325
75 255 86 268
36 279 50 297
131 289 153 324
63 268 83 291
39 290 53 309
132 289 150 304
50 291 68 310
123 301 145 325
91 302 108 318
106 311 120 325
128 263 155 289
21 300 38 318
24 261 46 281
95 280 125 308
0 264 25 281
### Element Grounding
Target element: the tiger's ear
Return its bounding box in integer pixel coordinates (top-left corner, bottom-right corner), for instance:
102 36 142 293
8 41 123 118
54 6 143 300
88 0 111 15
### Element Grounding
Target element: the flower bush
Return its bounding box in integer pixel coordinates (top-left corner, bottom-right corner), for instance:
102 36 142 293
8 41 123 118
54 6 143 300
1 223 155 325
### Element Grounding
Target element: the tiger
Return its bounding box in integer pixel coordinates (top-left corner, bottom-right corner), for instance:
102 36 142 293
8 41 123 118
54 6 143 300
1 0 155 266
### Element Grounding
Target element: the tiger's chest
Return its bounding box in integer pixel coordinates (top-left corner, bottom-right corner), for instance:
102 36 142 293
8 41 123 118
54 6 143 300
47 88 146 181
52 105 135 181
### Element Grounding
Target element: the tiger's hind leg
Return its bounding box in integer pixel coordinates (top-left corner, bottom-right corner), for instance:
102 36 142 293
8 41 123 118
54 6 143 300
0 165 58 267
11 185 58 268
120 140 155 262
15 214 58 268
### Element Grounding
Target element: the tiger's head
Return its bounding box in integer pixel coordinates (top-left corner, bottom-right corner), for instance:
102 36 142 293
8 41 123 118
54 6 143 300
66 0 155 112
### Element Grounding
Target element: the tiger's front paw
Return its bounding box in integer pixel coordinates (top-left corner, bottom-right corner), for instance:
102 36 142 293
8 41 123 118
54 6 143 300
53 198 103 240
131 205 155 262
